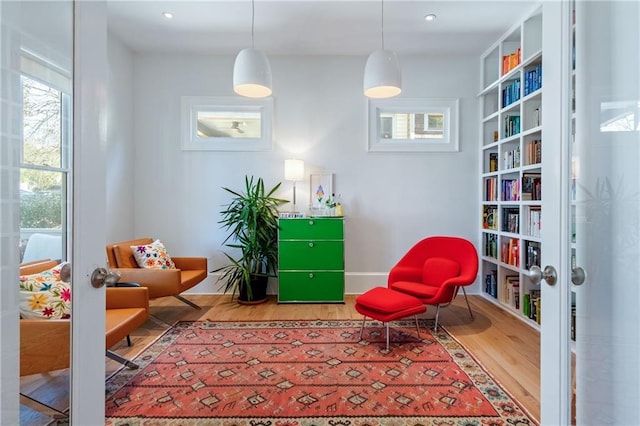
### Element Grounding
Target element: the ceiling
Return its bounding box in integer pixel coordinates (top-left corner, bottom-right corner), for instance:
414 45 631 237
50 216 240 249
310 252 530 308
107 0 539 57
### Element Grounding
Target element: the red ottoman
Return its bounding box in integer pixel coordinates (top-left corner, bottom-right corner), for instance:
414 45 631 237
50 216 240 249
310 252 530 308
355 287 427 351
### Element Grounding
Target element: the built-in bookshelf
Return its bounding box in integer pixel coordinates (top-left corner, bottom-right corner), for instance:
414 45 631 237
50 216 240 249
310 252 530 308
479 6 543 326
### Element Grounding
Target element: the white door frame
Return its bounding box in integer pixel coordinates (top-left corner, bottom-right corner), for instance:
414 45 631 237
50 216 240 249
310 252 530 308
540 1 573 424
69 1 108 423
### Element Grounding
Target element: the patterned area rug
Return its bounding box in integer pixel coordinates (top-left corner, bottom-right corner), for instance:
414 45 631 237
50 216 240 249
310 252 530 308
105 320 537 425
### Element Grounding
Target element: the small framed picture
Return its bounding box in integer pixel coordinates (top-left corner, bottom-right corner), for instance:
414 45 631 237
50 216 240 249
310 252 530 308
309 173 334 210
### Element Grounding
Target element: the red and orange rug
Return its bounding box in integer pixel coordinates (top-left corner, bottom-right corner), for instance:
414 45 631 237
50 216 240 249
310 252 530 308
105 320 536 425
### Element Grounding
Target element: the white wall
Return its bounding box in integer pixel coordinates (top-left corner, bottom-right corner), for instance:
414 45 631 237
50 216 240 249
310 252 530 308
106 34 135 243
124 51 479 294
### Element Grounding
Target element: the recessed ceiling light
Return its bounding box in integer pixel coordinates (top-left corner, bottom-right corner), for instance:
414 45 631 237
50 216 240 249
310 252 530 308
424 14 436 22
162 11 174 19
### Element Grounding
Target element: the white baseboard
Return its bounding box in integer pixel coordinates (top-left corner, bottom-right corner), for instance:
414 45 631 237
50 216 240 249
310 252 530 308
184 272 481 295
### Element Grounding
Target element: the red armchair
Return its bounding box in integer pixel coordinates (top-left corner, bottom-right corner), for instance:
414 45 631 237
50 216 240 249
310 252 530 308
388 236 478 330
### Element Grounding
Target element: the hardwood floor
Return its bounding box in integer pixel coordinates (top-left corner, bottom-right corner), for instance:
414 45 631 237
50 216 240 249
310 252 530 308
21 294 541 424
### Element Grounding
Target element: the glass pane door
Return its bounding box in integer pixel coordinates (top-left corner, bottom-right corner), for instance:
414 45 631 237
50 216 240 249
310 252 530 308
573 1 640 423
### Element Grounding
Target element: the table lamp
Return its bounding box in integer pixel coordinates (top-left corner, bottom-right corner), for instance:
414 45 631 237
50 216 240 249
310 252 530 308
284 159 304 213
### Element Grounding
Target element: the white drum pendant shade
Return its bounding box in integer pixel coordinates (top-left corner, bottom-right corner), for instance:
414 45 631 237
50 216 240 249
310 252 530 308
233 47 273 98
363 49 402 99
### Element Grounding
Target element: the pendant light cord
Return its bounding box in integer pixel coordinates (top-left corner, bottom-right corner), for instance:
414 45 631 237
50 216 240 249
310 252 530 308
251 0 255 48
381 0 385 50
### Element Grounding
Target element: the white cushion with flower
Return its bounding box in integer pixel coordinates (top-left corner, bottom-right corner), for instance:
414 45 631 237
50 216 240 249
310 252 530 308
20 263 72 319
130 239 176 269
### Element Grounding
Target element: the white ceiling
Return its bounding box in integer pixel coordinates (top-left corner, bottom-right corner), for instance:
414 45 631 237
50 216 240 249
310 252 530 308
107 0 539 56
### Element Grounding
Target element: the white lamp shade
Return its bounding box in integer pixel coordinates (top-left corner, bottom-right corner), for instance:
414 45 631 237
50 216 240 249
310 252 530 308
363 49 402 99
284 159 304 181
233 48 273 98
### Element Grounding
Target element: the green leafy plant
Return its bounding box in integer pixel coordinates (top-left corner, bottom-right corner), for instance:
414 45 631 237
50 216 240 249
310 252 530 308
215 176 287 302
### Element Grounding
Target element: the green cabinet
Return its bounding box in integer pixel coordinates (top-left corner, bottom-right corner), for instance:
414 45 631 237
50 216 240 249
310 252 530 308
278 217 344 303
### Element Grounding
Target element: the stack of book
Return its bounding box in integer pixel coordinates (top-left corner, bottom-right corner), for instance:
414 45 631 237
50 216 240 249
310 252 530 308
502 48 521 75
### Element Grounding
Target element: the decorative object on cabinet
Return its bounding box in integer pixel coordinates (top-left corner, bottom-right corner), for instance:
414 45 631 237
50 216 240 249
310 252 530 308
278 217 345 303
284 159 304 213
215 175 287 304
181 96 273 151
387 236 479 331
363 0 401 99
309 172 334 213
368 98 460 152
478 6 543 326
232 0 272 98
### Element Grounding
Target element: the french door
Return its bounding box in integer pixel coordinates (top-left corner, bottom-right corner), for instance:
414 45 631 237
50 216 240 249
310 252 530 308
0 1 107 424
540 1 640 424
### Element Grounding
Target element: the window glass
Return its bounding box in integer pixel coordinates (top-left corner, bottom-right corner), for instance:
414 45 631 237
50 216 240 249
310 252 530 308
20 74 69 262
196 111 261 139
22 76 62 167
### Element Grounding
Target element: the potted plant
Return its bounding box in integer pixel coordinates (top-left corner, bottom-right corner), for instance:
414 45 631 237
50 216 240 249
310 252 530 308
215 175 287 303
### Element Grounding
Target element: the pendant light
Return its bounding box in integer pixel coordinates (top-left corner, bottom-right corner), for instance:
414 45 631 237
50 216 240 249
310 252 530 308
233 0 272 98
364 0 402 99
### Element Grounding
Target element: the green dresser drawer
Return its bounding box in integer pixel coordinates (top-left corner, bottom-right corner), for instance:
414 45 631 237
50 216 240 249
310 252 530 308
279 241 344 270
278 272 344 303
279 218 343 240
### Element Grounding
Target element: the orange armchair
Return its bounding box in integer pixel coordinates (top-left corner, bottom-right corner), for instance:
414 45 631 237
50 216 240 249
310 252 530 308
105 238 207 309
20 260 150 376
388 236 479 330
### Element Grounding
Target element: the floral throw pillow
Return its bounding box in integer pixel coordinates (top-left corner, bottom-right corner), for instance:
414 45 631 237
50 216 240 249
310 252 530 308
130 239 176 269
20 264 72 319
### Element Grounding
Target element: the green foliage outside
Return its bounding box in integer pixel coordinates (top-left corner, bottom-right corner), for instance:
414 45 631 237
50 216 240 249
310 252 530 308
20 76 64 230
21 191 61 229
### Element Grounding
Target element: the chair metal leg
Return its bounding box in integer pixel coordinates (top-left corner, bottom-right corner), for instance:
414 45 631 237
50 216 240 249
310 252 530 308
359 316 366 340
414 315 421 338
106 350 139 369
461 286 474 319
174 294 201 309
434 305 441 332
385 322 390 352
20 393 69 420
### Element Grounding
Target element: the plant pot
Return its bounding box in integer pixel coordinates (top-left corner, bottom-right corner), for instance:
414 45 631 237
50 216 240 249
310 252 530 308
237 275 268 304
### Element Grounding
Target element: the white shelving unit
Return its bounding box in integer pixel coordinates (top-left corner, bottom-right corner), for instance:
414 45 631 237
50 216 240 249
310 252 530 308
479 6 544 327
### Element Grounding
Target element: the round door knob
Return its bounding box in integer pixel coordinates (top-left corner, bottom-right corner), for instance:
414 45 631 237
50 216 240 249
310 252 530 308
572 266 586 286
91 267 121 288
528 265 557 286
308 220 314 225
308 273 314 279
308 242 314 248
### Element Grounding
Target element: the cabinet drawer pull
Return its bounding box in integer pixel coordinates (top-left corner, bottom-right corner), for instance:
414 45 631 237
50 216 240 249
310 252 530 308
308 220 314 225
308 273 314 279
308 242 314 248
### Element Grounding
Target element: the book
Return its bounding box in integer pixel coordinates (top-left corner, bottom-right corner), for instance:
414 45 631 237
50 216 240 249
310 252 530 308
483 205 498 230
502 207 519 233
489 153 498 172
485 271 498 298
484 233 498 258
505 275 520 308
526 139 541 165
522 173 542 201
525 241 541 269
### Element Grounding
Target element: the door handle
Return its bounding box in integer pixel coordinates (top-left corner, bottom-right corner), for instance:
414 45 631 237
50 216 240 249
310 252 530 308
572 266 586 286
90 267 120 288
528 265 557 286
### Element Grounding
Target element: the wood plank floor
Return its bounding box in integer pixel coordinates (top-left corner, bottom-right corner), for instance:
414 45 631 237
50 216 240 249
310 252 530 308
21 294 541 424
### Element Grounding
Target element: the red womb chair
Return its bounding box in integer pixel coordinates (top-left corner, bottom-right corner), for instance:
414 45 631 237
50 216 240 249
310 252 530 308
388 236 479 330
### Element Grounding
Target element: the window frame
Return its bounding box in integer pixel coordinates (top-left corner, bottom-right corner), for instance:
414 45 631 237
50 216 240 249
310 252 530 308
19 68 72 262
181 96 273 151
368 98 460 152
